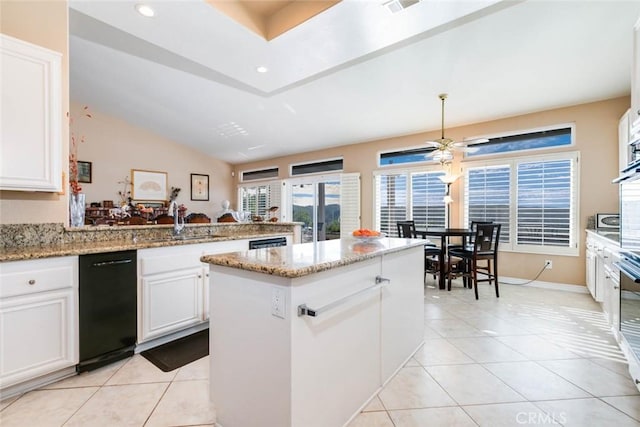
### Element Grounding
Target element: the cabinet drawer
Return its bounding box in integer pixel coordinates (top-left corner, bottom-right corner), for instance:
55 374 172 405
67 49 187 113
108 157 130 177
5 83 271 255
140 252 202 276
0 257 77 298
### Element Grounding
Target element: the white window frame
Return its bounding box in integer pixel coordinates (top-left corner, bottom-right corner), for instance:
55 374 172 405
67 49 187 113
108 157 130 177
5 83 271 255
460 151 580 256
237 180 283 220
289 157 344 177
464 123 576 160
373 165 448 235
239 166 279 182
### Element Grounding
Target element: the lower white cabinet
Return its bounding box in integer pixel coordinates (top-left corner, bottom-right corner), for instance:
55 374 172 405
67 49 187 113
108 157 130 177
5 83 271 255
586 230 621 338
0 257 78 389
137 239 252 343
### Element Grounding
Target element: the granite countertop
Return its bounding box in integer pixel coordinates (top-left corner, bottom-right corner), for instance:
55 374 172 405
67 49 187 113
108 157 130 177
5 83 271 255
586 228 620 245
201 237 426 279
0 232 291 262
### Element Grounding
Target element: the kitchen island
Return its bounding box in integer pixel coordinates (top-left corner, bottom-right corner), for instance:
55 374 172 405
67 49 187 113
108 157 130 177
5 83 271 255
201 238 425 427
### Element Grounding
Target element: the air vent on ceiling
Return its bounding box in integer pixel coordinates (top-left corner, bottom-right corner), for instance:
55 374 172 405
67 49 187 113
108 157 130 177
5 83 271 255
383 0 420 14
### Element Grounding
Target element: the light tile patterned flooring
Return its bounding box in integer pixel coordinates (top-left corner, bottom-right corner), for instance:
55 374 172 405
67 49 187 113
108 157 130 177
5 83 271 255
2 281 640 426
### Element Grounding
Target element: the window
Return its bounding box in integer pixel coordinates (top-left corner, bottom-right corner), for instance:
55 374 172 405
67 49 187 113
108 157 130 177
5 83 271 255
291 158 343 176
239 181 281 219
379 147 436 166
466 126 573 158
241 167 278 182
462 151 579 255
374 169 446 237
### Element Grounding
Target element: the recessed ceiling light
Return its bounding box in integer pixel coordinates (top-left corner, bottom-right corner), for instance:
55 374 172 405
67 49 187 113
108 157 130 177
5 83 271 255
135 4 155 17
256 66 269 73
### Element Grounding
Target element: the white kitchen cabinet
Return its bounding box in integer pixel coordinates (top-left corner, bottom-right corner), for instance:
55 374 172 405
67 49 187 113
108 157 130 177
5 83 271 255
137 239 253 342
602 248 621 341
586 230 621 338
380 248 424 383
0 257 78 389
631 16 640 129
208 242 424 427
619 109 631 172
0 34 62 192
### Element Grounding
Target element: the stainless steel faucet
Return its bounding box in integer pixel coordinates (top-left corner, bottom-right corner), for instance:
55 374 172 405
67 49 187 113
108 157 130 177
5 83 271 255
173 203 184 235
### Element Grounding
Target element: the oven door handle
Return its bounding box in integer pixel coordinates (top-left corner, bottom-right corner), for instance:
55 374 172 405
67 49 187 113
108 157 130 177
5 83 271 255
614 261 640 283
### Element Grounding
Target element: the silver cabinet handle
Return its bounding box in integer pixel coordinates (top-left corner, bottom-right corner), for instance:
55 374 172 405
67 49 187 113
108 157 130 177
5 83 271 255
375 275 390 284
614 286 620 289
28 279 36 285
298 282 383 317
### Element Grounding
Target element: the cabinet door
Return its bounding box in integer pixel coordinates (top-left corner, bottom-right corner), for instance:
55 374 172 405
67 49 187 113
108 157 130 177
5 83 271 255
380 246 424 383
0 34 61 192
586 248 596 299
140 267 203 342
631 17 640 127
0 289 76 388
290 260 381 427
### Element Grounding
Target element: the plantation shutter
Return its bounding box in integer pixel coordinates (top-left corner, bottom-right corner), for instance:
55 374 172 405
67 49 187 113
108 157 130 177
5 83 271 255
516 158 575 248
375 173 408 237
464 165 511 242
340 173 361 238
411 171 446 229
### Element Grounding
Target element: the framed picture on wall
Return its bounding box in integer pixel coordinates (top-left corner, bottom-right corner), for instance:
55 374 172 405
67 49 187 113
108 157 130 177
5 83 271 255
131 169 168 201
77 161 92 183
191 173 209 201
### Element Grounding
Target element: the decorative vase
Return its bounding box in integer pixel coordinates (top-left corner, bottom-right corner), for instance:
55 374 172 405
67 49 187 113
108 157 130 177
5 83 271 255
69 193 86 227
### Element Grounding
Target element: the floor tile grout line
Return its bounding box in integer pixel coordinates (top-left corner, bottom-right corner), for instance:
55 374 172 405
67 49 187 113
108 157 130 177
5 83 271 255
142 381 172 427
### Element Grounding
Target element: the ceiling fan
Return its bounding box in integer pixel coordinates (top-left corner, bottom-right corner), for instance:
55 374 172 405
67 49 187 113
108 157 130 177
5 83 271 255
425 93 488 164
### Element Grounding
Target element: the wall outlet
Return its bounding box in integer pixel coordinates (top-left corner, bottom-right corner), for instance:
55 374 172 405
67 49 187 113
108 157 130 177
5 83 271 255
271 287 286 319
545 260 553 269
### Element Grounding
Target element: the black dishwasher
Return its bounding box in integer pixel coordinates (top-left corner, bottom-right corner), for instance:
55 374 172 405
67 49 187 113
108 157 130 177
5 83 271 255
248 236 287 249
78 250 137 372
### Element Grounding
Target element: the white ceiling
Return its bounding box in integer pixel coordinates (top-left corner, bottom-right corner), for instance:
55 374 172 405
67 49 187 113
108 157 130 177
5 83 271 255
69 0 640 165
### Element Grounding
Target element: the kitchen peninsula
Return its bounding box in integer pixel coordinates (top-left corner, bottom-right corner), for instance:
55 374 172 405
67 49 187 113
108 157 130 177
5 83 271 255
201 238 425 427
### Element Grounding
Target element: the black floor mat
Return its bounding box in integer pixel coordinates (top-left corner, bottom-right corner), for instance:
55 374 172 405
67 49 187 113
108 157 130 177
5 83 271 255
141 329 209 372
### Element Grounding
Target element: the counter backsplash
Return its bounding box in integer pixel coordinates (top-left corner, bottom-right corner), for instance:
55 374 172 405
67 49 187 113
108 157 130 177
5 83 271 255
0 222 300 250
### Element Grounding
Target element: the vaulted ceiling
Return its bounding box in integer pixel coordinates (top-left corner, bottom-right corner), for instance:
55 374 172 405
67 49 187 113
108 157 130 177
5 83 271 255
69 0 640 165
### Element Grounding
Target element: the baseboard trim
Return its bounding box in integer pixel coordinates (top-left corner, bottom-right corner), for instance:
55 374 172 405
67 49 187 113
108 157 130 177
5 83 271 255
500 276 589 294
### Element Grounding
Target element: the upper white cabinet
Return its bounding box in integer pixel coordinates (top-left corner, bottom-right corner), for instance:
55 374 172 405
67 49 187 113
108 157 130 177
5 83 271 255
619 109 630 172
0 34 62 192
631 16 640 129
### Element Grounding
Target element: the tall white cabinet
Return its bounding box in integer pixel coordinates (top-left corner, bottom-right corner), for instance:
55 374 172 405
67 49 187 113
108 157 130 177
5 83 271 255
0 34 62 192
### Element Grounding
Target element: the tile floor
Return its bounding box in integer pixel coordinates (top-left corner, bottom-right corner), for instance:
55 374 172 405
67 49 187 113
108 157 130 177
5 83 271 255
1 281 640 426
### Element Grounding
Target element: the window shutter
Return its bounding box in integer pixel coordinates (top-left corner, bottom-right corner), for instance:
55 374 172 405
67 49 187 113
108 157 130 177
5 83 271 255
375 173 408 237
516 159 573 247
464 165 511 242
267 181 282 221
340 173 361 238
411 171 446 228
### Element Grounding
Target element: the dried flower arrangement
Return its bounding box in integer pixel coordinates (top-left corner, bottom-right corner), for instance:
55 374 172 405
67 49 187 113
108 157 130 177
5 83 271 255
68 106 92 194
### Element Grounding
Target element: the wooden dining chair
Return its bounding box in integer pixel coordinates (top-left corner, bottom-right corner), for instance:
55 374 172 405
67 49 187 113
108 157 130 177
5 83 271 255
396 220 441 281
447 223 501 300
185 213 211 223
155 214 174 224
123 215 147 225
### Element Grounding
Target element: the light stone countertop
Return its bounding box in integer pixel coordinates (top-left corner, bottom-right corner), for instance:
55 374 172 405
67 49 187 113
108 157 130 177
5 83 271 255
586 228 620 245
200 237 426 279
0 232 291 262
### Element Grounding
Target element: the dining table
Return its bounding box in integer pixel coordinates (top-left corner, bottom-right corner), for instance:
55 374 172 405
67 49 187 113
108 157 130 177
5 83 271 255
414 228 473 290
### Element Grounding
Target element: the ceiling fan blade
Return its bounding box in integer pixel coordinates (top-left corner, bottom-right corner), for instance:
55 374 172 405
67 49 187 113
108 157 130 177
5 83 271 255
424 140 442 148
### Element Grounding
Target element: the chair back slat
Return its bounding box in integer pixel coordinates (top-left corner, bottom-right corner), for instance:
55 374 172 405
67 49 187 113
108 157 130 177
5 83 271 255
396 220 416 238
473 223 501 253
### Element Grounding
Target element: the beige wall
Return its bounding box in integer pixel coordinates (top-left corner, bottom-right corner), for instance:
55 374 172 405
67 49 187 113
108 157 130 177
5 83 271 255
233 97 630 286
0 1 70 224
73 103 233 219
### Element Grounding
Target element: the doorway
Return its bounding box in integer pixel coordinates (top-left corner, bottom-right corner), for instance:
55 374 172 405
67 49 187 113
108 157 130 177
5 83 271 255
291 177 341 243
